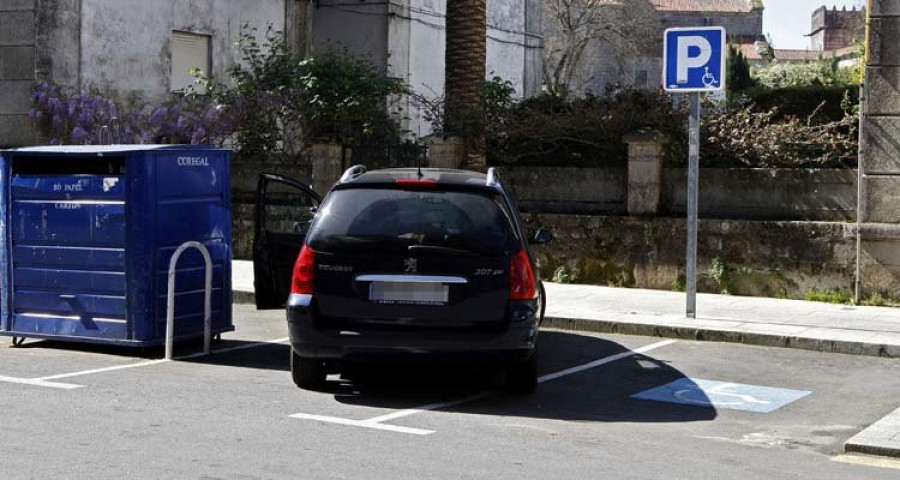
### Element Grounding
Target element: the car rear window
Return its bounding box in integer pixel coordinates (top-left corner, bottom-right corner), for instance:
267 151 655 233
307 188 520 256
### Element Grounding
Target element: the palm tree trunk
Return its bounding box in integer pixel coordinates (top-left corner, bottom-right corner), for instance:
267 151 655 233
445 0 487 171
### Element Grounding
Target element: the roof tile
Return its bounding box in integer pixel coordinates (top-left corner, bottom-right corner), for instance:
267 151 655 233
654 0 755 13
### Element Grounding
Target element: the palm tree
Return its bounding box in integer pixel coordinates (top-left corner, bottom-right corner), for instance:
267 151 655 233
445 0 487 171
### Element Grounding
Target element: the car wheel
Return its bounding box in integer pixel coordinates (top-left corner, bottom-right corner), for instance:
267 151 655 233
291 350 326 390
505 350 538 394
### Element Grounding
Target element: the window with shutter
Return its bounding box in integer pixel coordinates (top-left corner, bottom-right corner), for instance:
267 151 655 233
171 31 211 94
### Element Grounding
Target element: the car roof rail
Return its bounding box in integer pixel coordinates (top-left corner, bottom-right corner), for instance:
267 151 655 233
340 165 367 183
486 167 501 189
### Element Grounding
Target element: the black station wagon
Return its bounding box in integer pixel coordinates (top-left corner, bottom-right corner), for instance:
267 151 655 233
252 167 552 393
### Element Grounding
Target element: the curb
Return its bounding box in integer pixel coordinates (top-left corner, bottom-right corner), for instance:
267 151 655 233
234 291 256 305
543 316 900 359
844 443 900 458
844 407 900 458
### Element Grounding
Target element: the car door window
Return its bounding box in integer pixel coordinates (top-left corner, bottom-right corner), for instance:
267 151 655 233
264 181 318 236
254 174 321 310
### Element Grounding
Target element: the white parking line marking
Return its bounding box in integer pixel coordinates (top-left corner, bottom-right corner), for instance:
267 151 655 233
0 375 83 390
289 413 435 435
833 454 900 471
37 360 169 381
537 340 678 384
289 339 678 434
1 336 291 389
177 337 290 361
364 391 496 425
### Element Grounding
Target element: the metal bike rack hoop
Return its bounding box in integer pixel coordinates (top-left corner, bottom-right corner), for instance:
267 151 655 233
165 241 213 360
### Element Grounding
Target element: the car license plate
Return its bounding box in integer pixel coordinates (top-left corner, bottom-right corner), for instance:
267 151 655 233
369 282 449 305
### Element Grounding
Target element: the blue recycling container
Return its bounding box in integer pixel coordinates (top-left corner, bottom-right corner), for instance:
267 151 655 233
0 145 233 346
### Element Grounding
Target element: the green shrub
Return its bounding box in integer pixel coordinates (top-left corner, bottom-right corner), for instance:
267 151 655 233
804 289 853 305
742 85 859 124
727 45 756 95
861 293 900 307
552 266 575 284
694 99 858 169
196 25 407 160
485 88 688 167
752 58 861 89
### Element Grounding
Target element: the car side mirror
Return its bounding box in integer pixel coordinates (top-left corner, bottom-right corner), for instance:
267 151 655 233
531 228 553 245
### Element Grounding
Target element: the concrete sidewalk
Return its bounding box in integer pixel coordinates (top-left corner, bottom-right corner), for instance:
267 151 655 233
232 260 900 359
542 283 900 359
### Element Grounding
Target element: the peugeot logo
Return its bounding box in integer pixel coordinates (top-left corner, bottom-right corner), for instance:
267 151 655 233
404 258 417 273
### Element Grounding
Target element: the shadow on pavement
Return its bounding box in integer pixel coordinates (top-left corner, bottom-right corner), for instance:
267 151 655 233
8 330 717 424
6 336 290 367
184 341 292 371
8 338 161 358
331 331 717 424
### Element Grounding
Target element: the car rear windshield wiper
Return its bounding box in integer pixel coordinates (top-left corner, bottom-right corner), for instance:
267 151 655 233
407 245 478 257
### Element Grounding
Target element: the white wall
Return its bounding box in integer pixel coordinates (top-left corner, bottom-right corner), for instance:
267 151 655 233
308 0 540 137
80 0 285 105
389 0 537 137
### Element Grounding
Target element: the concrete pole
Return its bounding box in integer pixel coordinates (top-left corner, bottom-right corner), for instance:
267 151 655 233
285 0 313 57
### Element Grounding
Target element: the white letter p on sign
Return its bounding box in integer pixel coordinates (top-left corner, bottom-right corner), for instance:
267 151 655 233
676 36 712 84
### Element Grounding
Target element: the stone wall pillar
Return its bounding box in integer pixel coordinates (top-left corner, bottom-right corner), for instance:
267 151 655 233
310 143 344 195
624 130 666 216
0 0 37 147
425 136 465 170
858 0 900 298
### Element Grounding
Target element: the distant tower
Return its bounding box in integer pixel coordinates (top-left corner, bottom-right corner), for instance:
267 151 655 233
809 5 866 51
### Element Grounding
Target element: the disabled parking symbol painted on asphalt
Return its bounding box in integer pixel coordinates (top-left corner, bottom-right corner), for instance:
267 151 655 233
632 379 812 413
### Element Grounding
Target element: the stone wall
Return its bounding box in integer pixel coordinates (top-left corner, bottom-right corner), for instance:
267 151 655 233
0 0 36 147
527 214 857 299
496 166 858 221
662 168 858 221
500 167 627 215
858 0 900 299
231 155 313 260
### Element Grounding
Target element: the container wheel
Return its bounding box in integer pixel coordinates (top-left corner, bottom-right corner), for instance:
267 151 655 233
291 350 326 390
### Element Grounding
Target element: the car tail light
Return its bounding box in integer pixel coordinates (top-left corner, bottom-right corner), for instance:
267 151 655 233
509 250 537 301
291 245 316 295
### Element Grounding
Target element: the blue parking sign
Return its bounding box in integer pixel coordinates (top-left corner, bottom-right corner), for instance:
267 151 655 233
663 27 726 92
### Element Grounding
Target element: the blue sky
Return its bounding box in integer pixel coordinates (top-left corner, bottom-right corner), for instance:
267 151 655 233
764 0 866 49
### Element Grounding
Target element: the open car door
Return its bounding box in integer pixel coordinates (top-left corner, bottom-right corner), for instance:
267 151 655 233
253 173 322 309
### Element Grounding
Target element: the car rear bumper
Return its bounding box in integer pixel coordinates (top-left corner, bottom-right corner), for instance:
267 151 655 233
286 294 539 362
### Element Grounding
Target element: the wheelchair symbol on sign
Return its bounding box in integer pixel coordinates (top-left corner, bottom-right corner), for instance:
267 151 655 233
701 67 718 88
674 382 772 407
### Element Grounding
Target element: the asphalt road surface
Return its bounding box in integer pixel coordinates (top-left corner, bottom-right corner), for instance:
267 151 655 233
1 304 899 479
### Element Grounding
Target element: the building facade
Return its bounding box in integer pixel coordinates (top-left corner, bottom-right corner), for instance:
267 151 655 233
808 5 865 51
312 0 543 136
657 0 764 37
0 0 308 148
572 0 765 95
0 0 540 146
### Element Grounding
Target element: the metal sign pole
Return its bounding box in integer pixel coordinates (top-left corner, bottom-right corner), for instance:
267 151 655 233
686 92 701 318
664 26 724 319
